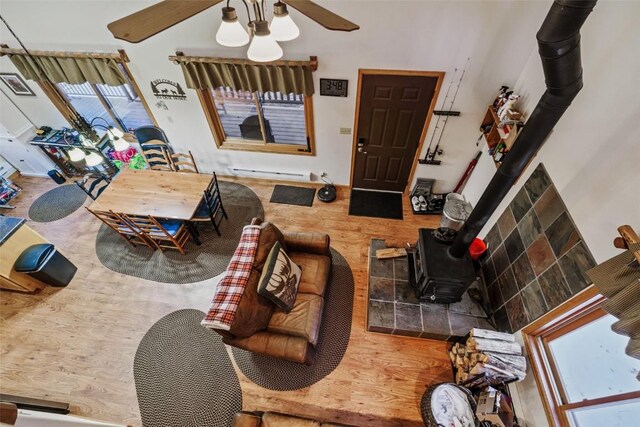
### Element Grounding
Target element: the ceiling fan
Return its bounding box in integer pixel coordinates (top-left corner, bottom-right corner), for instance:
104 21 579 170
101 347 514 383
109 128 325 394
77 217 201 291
107 0 359 62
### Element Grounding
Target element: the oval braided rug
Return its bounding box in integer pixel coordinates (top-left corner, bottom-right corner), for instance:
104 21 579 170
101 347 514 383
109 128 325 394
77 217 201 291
231 248 354 391
134 309 242 427
28 184 87 222
94 181 263 284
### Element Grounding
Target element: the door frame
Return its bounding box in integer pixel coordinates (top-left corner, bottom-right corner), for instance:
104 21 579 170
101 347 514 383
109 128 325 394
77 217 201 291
349 69 444 192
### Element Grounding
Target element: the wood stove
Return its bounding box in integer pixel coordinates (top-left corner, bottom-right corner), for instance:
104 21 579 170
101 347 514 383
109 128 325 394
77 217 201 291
408 228 477 304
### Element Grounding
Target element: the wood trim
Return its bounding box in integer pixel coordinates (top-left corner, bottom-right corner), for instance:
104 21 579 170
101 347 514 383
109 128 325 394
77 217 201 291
348 69 445 192
524 328 566 427
197 88 316 156
216 140 315 156
252 92 269 146
304 95 316 154
37 81 81 127
348 70 364 189
522 286 608 427
0 393 70 414
196 89 225 147
407 72 444 193
544 307 606 342
0 402 17 426
170 54 318 71
90 83 123 130
0 46 127 62
118 52 159 127
523 285 605 336
559 390 640 411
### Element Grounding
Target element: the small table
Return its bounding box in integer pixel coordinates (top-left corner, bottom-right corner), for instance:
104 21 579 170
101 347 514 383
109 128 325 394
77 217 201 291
88 169 212 220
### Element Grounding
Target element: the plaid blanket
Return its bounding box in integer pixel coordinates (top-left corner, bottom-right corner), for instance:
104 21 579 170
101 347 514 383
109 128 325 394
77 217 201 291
201 225 261 330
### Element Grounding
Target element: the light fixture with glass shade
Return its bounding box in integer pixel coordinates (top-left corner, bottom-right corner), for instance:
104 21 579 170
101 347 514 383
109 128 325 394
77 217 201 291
247 20 283 62
270 1 299 42
215 1 300 62
216 7 250 47
84 151 103 167
87 117 130 152
67 146 86 162
78 134 93 147
106 126 130 152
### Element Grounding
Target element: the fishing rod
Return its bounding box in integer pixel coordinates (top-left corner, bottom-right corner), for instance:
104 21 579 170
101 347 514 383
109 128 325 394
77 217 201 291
0 14 93 135
421 57 470 165
421 68 456 164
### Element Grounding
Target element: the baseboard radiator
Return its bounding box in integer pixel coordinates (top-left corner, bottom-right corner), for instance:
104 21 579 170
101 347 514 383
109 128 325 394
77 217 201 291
228 167 312 182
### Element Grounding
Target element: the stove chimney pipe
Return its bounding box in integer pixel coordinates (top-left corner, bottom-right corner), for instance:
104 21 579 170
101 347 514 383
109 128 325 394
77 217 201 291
449 0 597 258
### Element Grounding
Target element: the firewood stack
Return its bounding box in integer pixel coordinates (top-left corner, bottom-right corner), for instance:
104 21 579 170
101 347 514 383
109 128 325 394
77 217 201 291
449 328 526 388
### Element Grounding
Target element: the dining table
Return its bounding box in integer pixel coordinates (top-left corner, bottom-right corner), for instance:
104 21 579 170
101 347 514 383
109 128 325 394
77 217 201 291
88 168 213 221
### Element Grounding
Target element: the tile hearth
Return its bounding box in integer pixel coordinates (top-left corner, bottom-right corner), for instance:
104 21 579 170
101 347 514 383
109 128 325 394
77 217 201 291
367 238 494 341
480 163 597 333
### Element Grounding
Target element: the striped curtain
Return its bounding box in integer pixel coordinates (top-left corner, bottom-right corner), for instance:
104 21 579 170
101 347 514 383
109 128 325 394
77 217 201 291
9 55 127 86
586 243 640 379
178 60 314 96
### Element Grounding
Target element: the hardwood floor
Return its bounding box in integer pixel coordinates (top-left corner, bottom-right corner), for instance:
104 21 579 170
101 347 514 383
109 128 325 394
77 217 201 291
0 174 452 426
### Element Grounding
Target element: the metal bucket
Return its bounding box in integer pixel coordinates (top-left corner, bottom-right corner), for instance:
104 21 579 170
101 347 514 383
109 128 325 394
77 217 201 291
440 193 472 231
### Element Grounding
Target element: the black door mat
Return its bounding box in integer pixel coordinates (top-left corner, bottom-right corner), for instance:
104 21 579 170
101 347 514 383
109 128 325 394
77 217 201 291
270 184 316 207
349 189 403 220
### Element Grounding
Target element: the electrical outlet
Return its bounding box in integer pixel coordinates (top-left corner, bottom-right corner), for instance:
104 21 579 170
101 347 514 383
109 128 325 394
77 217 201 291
340 127 351 135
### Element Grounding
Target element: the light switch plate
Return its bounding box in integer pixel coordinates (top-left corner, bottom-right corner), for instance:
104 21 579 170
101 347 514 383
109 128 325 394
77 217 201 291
340 127 352 135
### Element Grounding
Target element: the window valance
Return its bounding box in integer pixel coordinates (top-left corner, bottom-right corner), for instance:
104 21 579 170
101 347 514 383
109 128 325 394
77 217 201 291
0 46 128 86
587 242 640 378
170 54 317 97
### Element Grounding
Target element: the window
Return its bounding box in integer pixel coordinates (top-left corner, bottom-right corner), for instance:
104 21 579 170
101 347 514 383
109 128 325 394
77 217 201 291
199 86 315 155
523 288 640 426
55 63 154 132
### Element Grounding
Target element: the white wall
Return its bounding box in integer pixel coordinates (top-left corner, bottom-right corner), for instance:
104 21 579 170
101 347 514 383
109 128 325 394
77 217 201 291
0 0 548 190
463 2 640 426
0 64 68 133
464 0 640 264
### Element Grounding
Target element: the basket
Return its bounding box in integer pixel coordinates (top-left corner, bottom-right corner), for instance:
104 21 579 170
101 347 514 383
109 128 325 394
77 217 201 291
421 382 477 427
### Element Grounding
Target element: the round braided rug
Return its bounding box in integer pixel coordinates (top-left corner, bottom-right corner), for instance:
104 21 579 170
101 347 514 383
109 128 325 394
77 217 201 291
28 184 87 222
231 249 354 391
134 309 242 427
94 181 263 284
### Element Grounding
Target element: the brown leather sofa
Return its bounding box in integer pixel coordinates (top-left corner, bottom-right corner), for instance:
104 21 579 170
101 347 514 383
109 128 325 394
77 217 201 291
232 411 350 427
216 218 332 365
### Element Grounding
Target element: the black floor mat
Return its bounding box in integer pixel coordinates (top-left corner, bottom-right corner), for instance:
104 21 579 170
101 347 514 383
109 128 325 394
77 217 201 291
349 189 403 220
270 184 316 207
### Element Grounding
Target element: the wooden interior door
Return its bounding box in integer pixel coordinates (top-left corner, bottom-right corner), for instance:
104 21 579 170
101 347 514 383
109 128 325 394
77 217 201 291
352 72 439 192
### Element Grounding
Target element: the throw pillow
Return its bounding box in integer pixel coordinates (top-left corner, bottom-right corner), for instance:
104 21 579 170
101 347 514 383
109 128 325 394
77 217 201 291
257 241 302 312
253 221 287 270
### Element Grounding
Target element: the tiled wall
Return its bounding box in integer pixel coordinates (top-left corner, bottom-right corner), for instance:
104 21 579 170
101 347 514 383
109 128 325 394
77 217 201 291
481 163 596 333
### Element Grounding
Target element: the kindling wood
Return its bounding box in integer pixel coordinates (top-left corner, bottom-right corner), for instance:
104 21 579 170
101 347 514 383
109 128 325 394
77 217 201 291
375 248 407 260
467 337 522 355
470 328 516 342
449 329 525 387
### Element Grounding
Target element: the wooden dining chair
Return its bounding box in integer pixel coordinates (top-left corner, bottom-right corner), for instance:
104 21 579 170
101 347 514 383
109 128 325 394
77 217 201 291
169 151 199 173
75 174 111 200
86 207 155 250
134 126 171 146
143 147 173 171
190 173 227 236
122 214 191 254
